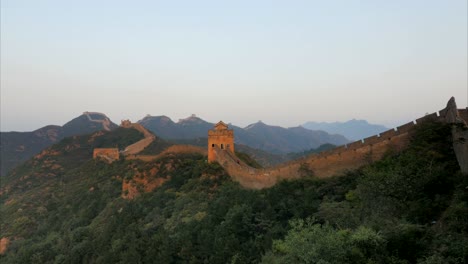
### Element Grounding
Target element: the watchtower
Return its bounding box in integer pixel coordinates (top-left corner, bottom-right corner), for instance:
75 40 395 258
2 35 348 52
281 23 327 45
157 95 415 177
121 119 132 128
208 121 234 162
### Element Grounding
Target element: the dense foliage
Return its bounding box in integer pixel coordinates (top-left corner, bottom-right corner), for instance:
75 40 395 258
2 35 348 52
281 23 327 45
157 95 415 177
264 122 467 263
0 122 466 263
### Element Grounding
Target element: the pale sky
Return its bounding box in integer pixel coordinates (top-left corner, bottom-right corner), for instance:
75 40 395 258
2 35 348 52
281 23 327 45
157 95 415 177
1 0 467 132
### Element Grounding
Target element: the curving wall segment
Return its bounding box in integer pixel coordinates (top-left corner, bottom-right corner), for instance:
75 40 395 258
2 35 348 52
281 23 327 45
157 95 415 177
83 111 112 131
213 97 468 189
121 121 156 156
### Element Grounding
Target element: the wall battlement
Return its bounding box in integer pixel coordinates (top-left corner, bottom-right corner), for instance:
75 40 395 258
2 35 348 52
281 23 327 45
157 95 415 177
212 97 468 189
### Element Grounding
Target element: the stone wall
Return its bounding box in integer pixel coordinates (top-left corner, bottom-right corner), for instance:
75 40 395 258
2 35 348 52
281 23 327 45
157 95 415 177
123 137 155 155
458 108 468 122
83 111 112 131
213 97 468 189
120 121 156 156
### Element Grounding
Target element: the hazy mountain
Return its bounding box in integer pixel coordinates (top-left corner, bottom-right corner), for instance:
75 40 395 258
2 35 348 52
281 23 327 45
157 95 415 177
1 113 349 176
302 119 388 141
138 116 349 154
0 112 117 176
138 114 213 139
0 125 64 177
62 113 117 137
241 121 348 154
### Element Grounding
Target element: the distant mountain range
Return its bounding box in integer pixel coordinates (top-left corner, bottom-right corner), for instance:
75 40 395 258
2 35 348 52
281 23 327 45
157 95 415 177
0 113 117 176
302 119 389 141
1 113 349 176
138 115 349 154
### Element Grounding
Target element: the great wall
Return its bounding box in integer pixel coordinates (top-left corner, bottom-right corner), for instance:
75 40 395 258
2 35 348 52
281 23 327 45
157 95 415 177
210 97 468 189
93 120 158 162
83 111 113 131
120 120 156 156
93 97 468 190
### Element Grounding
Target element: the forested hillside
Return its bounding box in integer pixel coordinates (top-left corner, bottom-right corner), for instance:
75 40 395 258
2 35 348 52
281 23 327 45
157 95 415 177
0 113 118 176
0 122 466 263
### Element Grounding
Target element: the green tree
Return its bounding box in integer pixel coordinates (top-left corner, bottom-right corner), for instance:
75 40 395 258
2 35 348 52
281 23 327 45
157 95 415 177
262 219 386 264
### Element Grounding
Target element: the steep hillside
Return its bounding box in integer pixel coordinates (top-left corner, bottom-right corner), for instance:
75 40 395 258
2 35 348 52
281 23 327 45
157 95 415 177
234 144 289 167
303 119 388 141
139 115 349 154
0 126 63 176
0 113 117 176
62 112 118 137
0 121 466 263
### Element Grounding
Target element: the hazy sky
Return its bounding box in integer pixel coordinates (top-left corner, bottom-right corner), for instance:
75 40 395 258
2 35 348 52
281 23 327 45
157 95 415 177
1 0 467 132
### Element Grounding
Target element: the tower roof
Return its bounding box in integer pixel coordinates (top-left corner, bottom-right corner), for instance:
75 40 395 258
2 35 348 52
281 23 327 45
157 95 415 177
214 121 229 130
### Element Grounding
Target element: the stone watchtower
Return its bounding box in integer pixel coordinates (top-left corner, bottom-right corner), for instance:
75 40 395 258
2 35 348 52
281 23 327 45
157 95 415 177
208 121 235 162
121 119 132 128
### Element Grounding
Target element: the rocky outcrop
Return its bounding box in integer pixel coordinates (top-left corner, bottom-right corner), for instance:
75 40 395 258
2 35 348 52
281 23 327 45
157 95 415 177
121 165 171 199
0 237 10 255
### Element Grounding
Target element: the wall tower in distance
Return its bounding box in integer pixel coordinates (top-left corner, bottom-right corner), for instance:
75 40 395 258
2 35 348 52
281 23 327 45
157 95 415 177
208 121 234 162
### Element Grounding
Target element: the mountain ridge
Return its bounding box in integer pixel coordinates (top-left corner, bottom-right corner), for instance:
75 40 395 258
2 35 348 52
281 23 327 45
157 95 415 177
1 113 349 176
302 119 388 141
139 115 349 154
0 112 117 176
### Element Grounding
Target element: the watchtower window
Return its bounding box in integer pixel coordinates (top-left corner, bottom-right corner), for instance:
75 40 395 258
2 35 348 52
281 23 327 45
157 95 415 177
212 144 215 148
221 144 224 149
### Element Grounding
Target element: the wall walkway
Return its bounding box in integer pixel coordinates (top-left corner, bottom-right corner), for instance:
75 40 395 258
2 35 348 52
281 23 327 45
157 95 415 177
122 123 156 156
83 112 112 131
